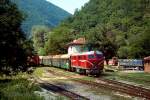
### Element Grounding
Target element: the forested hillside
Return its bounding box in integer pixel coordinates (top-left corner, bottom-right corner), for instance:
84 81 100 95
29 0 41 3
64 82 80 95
11 0 71 37
43 0 150 59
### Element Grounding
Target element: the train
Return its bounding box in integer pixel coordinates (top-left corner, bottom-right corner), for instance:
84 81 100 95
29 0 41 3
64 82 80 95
27 55 40 66
27 54 150 73
39 51 104 76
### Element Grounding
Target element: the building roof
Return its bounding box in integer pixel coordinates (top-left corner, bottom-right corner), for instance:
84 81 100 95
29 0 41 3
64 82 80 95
67 38 86 46
144 56 150 61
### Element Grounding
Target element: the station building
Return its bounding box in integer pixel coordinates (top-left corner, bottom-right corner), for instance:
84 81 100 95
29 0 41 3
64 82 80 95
144 56 150 73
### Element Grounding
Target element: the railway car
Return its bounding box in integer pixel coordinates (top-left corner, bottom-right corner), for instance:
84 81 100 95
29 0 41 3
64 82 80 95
27 55 40 66
39 56 52 66
39 51 104 75
52 54 70 70
39 54 70 70
118 59 144 70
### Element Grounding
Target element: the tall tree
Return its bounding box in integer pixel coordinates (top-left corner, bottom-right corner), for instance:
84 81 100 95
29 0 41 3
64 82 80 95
44 0 149 59
0 0 29 74
86 24 117 60
31 25 50 55
45 26 73 54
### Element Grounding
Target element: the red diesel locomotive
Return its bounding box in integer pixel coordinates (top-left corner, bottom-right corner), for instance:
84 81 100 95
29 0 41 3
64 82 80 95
70 51 104 75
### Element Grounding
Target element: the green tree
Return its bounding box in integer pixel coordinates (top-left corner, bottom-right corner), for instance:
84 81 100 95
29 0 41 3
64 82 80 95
61 0 150 58
45 26 73 54
31 25 50 55
86 24 117 60
0 0 31 74
44 0 149 59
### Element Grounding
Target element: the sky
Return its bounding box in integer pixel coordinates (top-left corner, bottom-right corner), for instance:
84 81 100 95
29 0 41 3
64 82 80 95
46 0 89 14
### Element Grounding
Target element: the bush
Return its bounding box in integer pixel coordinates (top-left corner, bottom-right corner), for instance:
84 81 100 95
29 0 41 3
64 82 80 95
0 78 43 100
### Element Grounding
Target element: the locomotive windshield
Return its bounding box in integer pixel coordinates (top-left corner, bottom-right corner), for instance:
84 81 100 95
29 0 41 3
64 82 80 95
88 54 103 59
96 54 103 58
88 55 95 59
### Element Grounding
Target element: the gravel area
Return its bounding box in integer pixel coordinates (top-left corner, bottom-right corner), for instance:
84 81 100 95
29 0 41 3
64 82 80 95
34 88 69 100
36 67 137 100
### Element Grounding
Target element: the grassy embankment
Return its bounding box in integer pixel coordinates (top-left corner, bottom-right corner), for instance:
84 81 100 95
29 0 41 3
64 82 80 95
103 65 150 86
33 67 44 77
0 73 43 100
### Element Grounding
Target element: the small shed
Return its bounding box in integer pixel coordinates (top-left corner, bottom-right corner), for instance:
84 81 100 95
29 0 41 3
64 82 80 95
144 56 150 73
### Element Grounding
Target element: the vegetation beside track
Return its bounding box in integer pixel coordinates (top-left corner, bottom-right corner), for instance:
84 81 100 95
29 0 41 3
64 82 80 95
102 67 150 86
33 67 45 77
0 73 43 100
115 72 150 86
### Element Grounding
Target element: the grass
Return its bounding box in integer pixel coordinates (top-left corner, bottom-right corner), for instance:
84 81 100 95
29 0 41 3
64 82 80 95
103 65 150 86
0 73 43 100
33 67 45 77
102 71 150 86
119 72 150 80
117 72 150 85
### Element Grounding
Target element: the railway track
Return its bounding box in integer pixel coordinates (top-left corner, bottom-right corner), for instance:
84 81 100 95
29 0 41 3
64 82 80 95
96 78 150 99
97 78 150 93
35 77 89 100
46 68 150 99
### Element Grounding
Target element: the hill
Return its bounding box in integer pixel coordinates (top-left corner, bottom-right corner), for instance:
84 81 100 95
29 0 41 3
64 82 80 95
11 0 71 37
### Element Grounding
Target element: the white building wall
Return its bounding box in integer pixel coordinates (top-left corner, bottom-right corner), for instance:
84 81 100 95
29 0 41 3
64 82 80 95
68 45 82 55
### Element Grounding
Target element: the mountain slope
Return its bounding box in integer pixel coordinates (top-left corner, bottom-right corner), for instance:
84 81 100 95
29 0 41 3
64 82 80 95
70 0 150 58
50 0 150 58
11 0 71 37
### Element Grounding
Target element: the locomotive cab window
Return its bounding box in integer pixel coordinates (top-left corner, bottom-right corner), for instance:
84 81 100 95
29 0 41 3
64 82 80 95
88 55 95 59
79 56 82 59
96 54 103 58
